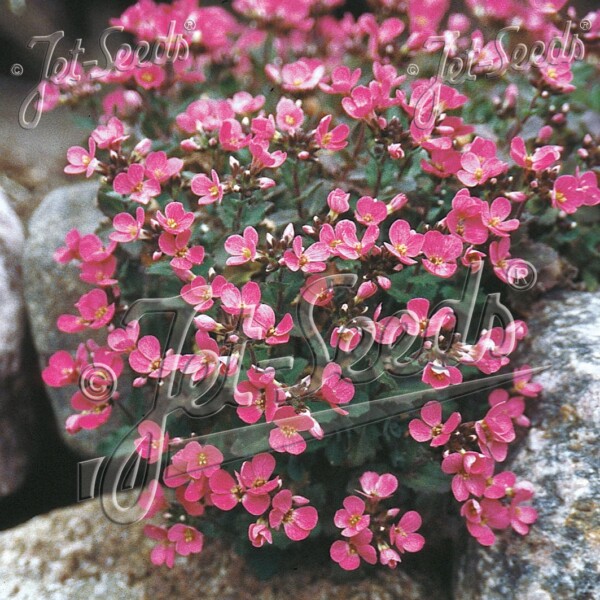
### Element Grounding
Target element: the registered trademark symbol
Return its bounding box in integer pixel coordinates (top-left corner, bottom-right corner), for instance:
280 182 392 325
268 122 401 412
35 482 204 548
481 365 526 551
184 19 196 31
10 63 23 76
407 64 419 76
580 20 591 31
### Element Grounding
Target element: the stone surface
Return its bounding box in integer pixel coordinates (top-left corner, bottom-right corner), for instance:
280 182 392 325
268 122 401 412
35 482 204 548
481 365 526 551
23 182 130 456
0 187 32 497
455 291 600 600
0 499 440 600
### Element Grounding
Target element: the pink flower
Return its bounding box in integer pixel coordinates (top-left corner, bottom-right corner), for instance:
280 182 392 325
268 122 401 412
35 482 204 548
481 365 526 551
158 230 205 270
314 115 349 151
266 58 325 91
248 522 273 548
249 138 287 169
129 335 179 379
167 524 203 556
134 64 166 90
390 511 425 553
175 441 224 480
221 281 261 316
475 404 516 461
358 471 398 500
57 289 115 332
110 207 145 243
144 151 183 183
269 406 314 455
510 137 561 171
275 98 304 133
512 365 542 397
481 197 520 237
156 202 194 235
384 219 423 265
421 231 463 278
457 138 507 187
65 138 99 177
282 236 329 273
144 525 175 568
337 221 379 260
209 469 246 511
551 175 585 213
574 169 600 207
488 389 530 428
107 320 140 353
91 117 128 149
334 496 370 537
409 401 461 447
181 275 227 313
113 164 161 205
225 226 259 265
138 481 169 519
380 546 402 568
134 420 169 464
318 362 355 412
238 453 281 515
301 275 334 306
234 366 283 424
330 325 362 353
508 482 538 535
441 452 493 501
461 498 510 546
355 196 388 226
54 229 82 263
422 361 463 389
229 91 265 115
538 60 575 93
400 298 455 338
342 86 376 120
445 189 488 244
42 346 86 387
269 490 318 541
243 304 293 345
319 66 361 94
330 528 377 570
65 392 112 434
219 119 251 151
191 170 224 205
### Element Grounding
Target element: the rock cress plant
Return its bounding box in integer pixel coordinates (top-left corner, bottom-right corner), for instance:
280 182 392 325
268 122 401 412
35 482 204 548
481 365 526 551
40 0 599 572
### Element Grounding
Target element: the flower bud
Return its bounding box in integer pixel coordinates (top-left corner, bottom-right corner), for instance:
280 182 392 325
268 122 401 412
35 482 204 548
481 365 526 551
387 143 405 160
327 188 350 215
257 177 276 189
180 138 200 151
376 275 391 290
503 84 518 109
505 191 528 202
133 137 152 156
356 281 377 301
537 125 553 142
388 193 408 214
297 151 310 160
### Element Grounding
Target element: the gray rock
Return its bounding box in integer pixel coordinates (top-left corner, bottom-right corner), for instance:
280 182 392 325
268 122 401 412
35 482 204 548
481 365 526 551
0 188 30 497
23 182 130 456
455 291 600 600
0 499 438 600
0 187 25 377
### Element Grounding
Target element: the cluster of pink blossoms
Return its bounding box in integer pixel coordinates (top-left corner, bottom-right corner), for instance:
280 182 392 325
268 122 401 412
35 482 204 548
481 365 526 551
331 472 424 570
39 0 600 572
409 365 542 545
